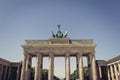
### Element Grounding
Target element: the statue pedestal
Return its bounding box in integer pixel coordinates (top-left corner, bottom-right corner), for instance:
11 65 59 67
49 38 70 44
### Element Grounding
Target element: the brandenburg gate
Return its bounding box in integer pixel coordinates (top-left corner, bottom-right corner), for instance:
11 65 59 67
20 26 97 80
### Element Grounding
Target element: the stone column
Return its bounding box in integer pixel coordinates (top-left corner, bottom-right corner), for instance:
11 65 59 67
48 53 54 80
65 53 70 80
118 62 120 72
118 62 120 80
20 53 27 80
87 55 92 80
110 65 114 80
0 65 3 80
16 65 21 80
107 66 110 80
8 67 11 80
114 64 118 80
25 53 32 80
99 66 102 79
3 66 7 80
90 52 97 80
34 53 43 80
77 53 83 80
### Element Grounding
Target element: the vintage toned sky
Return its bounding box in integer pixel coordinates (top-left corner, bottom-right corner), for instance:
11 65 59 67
0 0 120 78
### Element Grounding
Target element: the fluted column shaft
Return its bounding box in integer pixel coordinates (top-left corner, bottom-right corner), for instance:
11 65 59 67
20 53 27 80
0 65 3 80
77 53 83 80
110 65 114 80
90 52 97 80
65 53 70 80
25 54 32 80
118 62 120 80
8 67 11 80
107 67 110 80
114 64 118 80
34 53 43 80
87 56 92 80
118 62 120 72
16 66 21 80
99 66 102 79
48 53 54 80
3 66 7 80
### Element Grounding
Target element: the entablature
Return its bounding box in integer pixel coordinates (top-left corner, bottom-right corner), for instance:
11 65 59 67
22 45 95 56
25 38 94 45
23 38 96 56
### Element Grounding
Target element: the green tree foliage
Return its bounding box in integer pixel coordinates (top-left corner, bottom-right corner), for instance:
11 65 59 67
31 67 35 80
30 67 60 80
83 66 89 80
70 70 78 80
64 66 89 80
42 69 48 80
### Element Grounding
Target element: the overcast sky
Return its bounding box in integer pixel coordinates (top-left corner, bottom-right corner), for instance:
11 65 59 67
0 0 120 78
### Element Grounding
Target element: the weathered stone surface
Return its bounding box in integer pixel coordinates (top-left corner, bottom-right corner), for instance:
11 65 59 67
21 38 97 80
22 38 96 57
49 38 70 44
0 58 21 80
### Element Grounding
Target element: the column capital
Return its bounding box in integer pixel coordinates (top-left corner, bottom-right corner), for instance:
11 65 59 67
49 53 54 57
65 52 70 57
36 53 43 57
24 52 32 58
89 52 95 57
77 53 82 57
